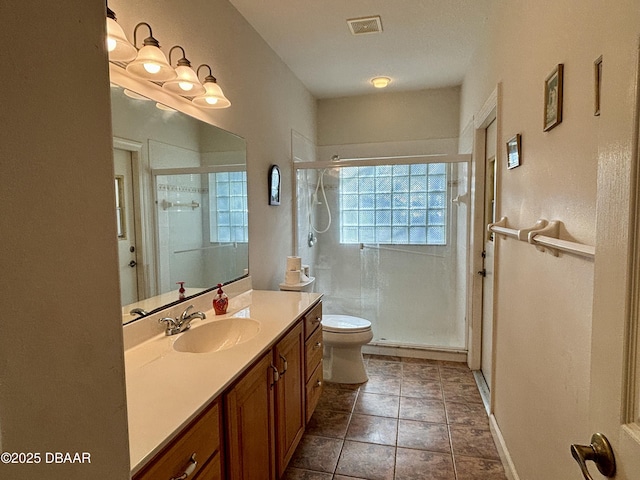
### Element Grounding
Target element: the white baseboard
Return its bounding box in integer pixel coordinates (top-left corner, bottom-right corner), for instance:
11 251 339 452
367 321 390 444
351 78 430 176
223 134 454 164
489 414 520 480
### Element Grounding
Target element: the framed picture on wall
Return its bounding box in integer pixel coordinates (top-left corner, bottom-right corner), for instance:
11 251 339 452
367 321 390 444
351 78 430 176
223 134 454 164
268 164 281 205
506 134 521 169
594 56 603 116
544 64 564 131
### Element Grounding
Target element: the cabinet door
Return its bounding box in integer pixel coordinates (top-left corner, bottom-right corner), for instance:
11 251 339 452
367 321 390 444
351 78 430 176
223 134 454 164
225 352 276 480
274 322 305 477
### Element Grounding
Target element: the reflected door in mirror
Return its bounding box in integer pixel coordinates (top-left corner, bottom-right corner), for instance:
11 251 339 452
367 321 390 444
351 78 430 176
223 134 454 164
114 148 141 305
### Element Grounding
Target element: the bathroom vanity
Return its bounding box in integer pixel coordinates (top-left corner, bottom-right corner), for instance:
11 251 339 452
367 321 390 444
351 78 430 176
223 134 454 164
124 286 323 479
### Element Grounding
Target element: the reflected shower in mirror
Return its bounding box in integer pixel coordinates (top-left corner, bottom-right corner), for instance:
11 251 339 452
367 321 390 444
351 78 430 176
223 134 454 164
110 84 248 324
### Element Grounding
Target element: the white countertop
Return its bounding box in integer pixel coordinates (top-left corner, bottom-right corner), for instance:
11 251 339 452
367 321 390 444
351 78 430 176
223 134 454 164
124 289 322 474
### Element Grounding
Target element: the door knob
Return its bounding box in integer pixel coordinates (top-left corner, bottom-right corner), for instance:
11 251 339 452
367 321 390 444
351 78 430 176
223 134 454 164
477 269 486 277
570 433 616 479
128 260 137 268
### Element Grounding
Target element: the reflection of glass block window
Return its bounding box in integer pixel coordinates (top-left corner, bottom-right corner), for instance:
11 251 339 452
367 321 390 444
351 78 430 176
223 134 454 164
339 164 447 245
209 172 248 242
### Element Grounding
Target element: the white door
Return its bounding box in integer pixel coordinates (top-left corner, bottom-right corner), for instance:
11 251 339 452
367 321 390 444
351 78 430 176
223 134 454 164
480 120 497 389
113 148 139 306
571 44 640 479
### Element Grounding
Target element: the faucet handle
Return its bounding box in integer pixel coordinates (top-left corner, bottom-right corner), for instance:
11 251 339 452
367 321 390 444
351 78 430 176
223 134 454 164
181 305 195 320
159 316 178 334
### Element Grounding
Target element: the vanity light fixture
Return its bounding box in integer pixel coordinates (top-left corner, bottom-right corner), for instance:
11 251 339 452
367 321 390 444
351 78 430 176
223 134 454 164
106 6 137 62
162 46 206 96
126 22 176 82
123 88 151 101
192 65 231 109
156 102 177 112
371 76 391 88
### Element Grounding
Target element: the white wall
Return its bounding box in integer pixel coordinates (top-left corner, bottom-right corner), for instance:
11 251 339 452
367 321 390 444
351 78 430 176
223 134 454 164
460 1 640 478
0 1 130 479
110 0 317 290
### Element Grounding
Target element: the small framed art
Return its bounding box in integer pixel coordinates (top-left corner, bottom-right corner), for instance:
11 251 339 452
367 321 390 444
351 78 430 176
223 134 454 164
544 64 564 132
506 134 521 170
594 56 603 116
268 164 281 205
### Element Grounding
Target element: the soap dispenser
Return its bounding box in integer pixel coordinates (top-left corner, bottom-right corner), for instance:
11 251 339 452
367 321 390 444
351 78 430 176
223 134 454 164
213 283 228 315
177 281 186 301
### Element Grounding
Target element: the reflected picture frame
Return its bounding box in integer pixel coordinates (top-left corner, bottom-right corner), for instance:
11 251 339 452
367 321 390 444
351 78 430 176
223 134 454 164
544 64 564 132
506 134 521 170
268 164 281 205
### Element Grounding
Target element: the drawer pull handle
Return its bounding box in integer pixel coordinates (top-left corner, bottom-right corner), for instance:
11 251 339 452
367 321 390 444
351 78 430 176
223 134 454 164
315 380 322 388
312 316 321 324
270 364 280 388
171 453 197 480
279 354 288 375
314 341 322 349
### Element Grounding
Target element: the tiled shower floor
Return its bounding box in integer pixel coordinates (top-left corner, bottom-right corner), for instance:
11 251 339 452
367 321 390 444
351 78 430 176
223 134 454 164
283 355 507 480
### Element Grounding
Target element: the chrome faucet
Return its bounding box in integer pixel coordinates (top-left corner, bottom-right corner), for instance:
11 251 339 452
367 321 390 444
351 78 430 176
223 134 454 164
130 307 149 317
159 305 206 336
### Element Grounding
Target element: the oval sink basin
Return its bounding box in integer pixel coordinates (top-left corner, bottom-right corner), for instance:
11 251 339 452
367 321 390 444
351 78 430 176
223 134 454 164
173 318 261 354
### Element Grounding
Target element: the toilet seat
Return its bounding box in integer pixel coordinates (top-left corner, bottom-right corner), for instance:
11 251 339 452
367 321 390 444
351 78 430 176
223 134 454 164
322 314 371 333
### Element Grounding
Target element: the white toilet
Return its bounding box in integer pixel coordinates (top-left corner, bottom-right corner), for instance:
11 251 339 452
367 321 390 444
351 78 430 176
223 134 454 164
279 275 373 384
322 314 373 384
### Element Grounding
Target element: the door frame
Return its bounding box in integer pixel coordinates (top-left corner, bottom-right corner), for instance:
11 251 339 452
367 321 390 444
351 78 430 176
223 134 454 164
113 137 154 301
468 86 500 404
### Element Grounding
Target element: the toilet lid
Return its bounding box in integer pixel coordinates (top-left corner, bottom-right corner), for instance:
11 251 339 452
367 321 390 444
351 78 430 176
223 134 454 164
322 314 372 333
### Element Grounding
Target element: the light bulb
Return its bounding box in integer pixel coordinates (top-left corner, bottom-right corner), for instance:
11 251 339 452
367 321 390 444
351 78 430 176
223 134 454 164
179 82 194 91
143 62 161 74
206 97 219 105
107 38 117 52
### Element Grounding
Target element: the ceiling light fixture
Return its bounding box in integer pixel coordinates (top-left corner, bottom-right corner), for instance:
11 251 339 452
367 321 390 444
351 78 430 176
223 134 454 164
371 76 391 89
162 46 206 96
106 6 136 62
126 22 176 82
192 65 231 109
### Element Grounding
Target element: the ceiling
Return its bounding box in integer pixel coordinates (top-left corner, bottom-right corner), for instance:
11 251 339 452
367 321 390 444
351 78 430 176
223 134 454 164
228 0 492 99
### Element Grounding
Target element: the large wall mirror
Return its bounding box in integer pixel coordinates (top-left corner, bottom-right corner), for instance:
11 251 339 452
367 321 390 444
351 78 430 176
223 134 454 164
110 75 248 325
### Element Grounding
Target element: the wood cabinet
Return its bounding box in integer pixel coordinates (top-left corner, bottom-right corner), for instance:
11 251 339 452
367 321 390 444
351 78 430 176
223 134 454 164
133 400 222 480
225 302 321 480
225 351 276 480
274 322 305 477
303 302 323 422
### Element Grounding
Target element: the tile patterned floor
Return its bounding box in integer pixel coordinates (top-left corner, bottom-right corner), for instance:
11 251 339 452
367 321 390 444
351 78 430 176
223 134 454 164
283 355 507 480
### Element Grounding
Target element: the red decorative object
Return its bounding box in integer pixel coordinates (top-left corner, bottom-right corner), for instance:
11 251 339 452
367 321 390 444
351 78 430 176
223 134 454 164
213 283 228 315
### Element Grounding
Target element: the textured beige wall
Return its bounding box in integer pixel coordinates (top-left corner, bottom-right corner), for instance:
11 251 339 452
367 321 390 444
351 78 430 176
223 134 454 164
0 1 130 478
460 1 640 478
317 87 460 146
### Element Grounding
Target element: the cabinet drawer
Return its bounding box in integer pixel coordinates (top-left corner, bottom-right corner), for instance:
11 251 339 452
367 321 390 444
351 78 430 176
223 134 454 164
303 302 322 339
134 401 220 480
305 363 323 423
305 326 323 383
194 452 221 480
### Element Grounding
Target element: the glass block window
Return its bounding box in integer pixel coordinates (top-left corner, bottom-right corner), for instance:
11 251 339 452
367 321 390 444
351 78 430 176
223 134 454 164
209 171 248 243
339 163 447 245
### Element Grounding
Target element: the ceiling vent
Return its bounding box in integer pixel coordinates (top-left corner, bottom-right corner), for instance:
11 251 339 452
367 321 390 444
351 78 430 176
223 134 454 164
347 16 383 35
